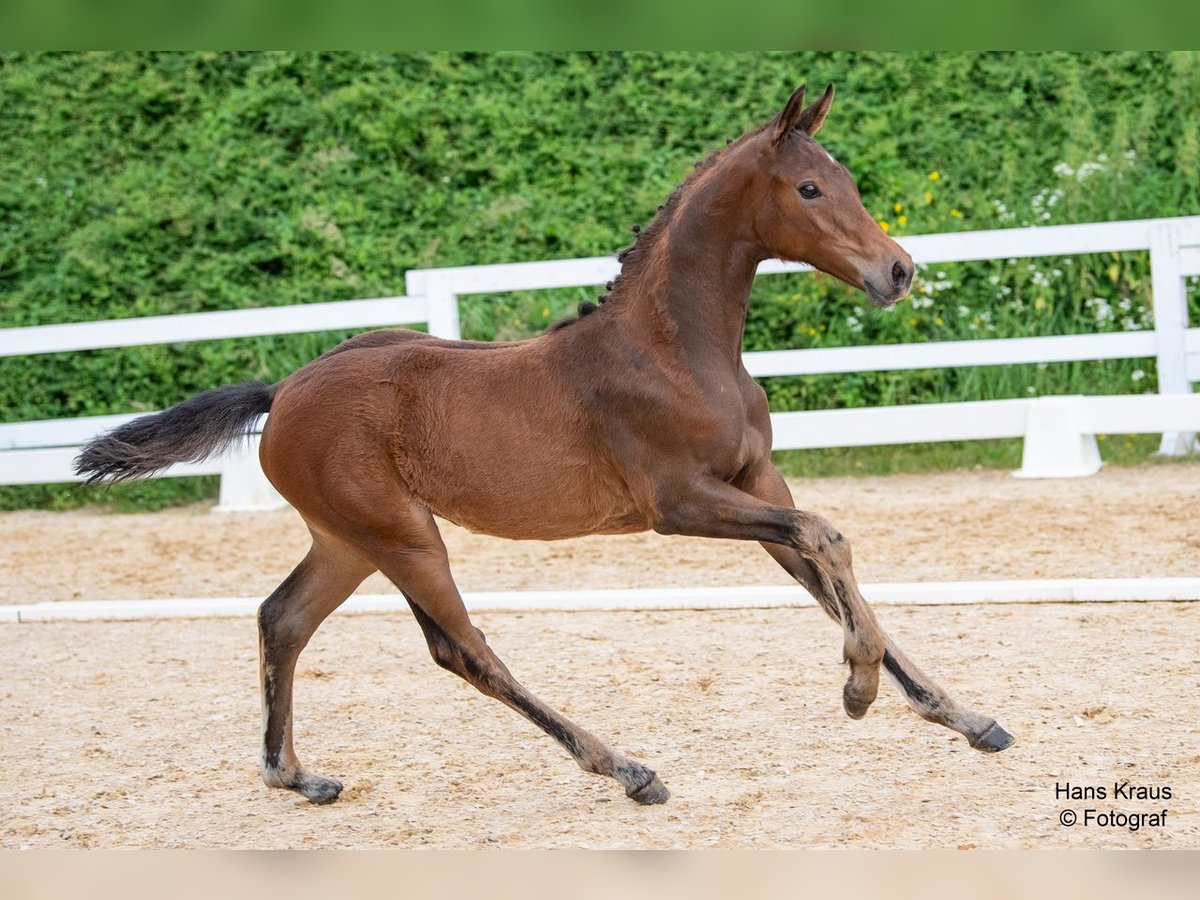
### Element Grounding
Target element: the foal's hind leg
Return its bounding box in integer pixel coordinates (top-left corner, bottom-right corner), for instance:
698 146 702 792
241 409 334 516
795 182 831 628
258 532 375 803
364 506 669 804
746 465 1014 751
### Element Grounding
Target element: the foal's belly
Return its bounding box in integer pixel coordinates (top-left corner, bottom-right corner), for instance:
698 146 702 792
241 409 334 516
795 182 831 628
436 496 651 542
413 450 651 541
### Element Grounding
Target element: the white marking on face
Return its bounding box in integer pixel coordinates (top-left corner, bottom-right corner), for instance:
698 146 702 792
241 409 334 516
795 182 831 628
824 150 838 164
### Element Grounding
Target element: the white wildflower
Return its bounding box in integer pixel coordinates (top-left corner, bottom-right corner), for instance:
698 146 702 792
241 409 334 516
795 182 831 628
1084 296 1114 324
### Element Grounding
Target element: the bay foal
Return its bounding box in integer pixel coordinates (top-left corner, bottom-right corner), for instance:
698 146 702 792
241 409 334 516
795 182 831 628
77 84 1014 807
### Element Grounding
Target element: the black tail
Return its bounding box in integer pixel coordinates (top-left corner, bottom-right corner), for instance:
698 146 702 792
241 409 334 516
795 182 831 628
74 381 276 485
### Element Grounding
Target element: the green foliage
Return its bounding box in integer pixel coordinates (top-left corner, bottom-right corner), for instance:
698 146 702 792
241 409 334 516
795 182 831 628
0 476 218 512
2 51 1198 508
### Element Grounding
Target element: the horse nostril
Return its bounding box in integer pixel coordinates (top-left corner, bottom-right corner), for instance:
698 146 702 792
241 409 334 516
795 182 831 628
891 260 909 291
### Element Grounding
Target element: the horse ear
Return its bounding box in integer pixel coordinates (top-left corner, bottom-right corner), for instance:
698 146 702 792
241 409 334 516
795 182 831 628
796 83 835 137
771 85 806 147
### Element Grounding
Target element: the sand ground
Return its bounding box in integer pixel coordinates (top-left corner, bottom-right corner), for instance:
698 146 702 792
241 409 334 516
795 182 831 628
1 464 1197 848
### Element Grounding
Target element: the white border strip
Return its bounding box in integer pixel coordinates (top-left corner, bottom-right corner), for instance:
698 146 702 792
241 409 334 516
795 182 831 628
1 577 1197 623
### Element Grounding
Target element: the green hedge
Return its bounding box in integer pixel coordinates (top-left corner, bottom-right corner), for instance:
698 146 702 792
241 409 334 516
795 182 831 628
1 52 1198 504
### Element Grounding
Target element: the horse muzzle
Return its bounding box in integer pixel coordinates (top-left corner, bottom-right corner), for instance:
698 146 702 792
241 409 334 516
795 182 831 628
863 258 912 308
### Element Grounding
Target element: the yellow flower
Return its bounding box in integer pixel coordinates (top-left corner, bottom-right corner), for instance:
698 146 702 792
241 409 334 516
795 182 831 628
950 208 963 219
935 316 944 326
541 307 550 316
908 317 918 326
898 215 908 227
879 220 890 232
893 202 903 213
1034 297 1046 310
928 171 940 181
924 190 933 205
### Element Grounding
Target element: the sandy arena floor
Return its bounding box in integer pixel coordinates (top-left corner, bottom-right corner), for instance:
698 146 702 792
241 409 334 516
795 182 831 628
1 465 1198 848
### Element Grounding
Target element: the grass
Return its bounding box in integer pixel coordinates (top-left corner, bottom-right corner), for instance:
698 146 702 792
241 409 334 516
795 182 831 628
0 476 219 513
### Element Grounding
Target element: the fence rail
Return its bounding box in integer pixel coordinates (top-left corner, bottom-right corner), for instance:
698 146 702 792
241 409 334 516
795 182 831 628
0 296 429 357
2 216 1198 508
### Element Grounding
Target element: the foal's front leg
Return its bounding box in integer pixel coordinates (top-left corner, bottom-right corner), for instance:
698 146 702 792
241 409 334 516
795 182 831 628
651 473 886 719
742 464 1014 752
650 467 1014 751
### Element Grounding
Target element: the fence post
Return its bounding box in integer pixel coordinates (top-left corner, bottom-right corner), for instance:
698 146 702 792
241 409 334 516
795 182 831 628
215 432 286 513
422 272 461 340
1149 223 1198 456
1014 396 1102 478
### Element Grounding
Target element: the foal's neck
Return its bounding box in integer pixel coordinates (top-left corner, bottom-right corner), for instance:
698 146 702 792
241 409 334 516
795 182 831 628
613 148 766 371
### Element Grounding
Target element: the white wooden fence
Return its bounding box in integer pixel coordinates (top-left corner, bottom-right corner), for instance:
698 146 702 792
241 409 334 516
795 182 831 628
1 216 1198 510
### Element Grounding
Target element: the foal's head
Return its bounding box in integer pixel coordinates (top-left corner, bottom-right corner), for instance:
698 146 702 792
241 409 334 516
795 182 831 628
751 84 913 308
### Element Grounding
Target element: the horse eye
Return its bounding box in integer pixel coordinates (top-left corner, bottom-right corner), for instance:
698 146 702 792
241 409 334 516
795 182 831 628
798 182 821 200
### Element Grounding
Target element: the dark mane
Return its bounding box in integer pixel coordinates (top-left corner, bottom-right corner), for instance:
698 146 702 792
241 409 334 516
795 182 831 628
547 123 769 332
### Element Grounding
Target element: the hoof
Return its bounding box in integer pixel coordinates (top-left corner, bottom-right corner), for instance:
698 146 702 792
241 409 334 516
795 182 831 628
298 775 344 804
626 775 670 805
969 721 1015 753
843 684 873 720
